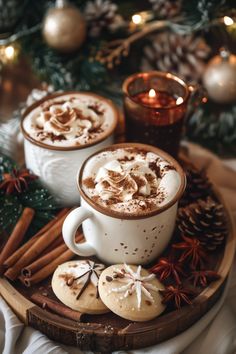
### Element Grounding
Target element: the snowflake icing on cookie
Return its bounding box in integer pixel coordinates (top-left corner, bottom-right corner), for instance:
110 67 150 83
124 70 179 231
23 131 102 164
62 260 105 300
108 264 161 309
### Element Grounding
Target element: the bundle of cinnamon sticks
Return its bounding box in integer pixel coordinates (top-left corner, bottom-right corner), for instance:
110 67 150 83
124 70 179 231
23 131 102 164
0 207 83 286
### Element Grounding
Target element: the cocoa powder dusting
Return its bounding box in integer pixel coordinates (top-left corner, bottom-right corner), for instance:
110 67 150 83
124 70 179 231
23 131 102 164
145 300 152 306
132 175 146 188
122 178 135 190
106 196 122 205
149 161 161 178
163 164 176 171
108 170 122 179
124 148 147 156
118 156 135 163
88 102 105 116
101 180 110 188
145 173 155 183
83 177 96 189
38 132 66 142
59 273 79 290
57 111 74 124
44 112 51 121
59 273 73 283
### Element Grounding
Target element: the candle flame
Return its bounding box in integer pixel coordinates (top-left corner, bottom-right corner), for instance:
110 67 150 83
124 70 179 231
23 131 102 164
224 16 234 26
132 14 142 25
149 89 156 98
5 45 15 60
176 97 184 105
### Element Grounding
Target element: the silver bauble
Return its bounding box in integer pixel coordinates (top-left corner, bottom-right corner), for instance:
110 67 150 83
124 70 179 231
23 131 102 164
203 49 236 104
42 0 86 53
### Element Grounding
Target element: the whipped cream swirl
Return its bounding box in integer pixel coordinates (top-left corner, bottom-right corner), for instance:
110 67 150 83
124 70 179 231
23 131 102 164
95 160 159 203
23 94 116 147
36 101 101 139
82 148 181 214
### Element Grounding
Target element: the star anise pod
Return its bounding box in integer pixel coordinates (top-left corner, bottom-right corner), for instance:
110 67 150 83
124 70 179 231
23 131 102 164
0 168 37 195
160 285 195 309
188 270 220 288
172 235 207 269
150 255 185 284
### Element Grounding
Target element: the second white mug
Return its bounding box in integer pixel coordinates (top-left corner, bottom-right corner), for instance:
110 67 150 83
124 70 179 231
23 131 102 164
21 91 119 206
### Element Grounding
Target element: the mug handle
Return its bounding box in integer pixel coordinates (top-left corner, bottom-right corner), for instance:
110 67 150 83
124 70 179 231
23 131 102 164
62 207 96 257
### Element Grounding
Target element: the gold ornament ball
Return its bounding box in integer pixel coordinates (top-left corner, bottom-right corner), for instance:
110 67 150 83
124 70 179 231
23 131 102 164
203 50 236 104
42 3 86 53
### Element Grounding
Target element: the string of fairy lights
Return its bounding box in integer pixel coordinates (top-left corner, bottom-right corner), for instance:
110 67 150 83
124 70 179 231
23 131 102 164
0 11 235 69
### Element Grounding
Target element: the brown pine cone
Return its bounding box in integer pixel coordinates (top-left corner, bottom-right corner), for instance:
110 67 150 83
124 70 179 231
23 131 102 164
178 197 228 251
180 167 212 207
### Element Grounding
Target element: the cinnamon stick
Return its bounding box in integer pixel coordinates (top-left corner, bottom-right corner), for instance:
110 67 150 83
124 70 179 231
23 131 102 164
21 233 84 286
22 232 83 277
31 293 83 322
42 234 64 255
3 208 69 269
0 208 35 274
4 236 39 269
20 248 75 287
4 209 70 281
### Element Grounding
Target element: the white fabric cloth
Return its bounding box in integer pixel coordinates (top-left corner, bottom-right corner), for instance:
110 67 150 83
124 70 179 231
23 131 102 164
0 143 236 354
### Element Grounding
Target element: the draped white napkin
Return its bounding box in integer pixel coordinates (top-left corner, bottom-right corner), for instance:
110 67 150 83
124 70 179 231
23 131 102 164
0 143 235 354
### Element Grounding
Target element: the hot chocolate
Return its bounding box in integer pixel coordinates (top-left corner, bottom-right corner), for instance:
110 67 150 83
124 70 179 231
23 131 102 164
63 143 185 264
22 92 117 148
21 92 119 206
81 145 182 216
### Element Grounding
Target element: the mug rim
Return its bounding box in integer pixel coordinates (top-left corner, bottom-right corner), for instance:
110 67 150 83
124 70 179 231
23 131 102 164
122 71 190 110
77 142 186 220
20 91 119 151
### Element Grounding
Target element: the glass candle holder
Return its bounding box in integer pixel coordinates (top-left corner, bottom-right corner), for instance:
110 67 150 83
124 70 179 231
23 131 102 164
123 71 191 157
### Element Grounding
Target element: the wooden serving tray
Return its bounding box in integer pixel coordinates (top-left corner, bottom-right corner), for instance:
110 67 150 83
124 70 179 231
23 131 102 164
0 168 235 352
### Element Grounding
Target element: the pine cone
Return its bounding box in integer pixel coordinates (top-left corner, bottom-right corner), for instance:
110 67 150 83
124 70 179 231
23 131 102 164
141 32 211 83
180 166 212 207
149 0 182 19
84 0 124 38
178 197 228 251
0 0 23 33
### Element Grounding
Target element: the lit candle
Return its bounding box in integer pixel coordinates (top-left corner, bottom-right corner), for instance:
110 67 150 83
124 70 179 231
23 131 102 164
132 88 178 108
123 72 190 157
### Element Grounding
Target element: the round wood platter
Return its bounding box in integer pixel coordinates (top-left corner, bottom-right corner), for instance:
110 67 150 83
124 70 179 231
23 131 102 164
0 162 235 353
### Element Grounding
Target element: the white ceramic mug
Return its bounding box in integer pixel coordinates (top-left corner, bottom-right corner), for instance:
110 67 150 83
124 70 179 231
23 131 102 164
21 91 118 206
62 143 186 265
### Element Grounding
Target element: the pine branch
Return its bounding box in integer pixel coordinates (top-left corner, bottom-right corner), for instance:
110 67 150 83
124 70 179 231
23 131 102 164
0 155 17 177
0 195 23 232
187 101 236 156
0 153 58 235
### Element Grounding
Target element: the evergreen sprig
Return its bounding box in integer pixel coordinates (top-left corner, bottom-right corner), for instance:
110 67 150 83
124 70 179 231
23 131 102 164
186 101 236 156
0 154 58 236
0 155 17 177
0 195 23 232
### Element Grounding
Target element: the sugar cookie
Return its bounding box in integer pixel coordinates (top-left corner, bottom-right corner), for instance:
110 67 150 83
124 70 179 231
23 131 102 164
98 264 166 322
52 260 109 314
